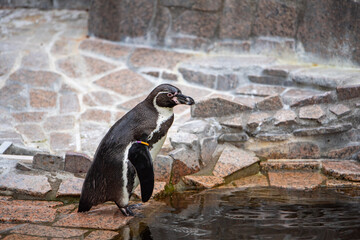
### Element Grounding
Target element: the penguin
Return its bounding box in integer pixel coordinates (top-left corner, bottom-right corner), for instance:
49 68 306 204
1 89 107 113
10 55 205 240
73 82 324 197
78 84 195 216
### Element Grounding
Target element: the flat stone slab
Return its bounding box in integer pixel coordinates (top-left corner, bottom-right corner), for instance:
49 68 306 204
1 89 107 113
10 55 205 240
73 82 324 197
298 105 325 120
191 97 251 118
274 109 296 125
336 84 360 100
3 234 47 240
33 153 64 172
246 112 271 129
282 89 332 107
261 159 321 171
84 230 119 240
182 175 224 189
11 224 87 238
218 132 249 143
293 124 352 137
322 160 360 182
222 174 269 189
256 133 291 142
253 142 321 159
268 171 326 190
54 205 132 230
329 104 351 117
182 55 276 71
255 95 283 111
233 96 264 109
213 146 259 178
220 116 244 130
0 223 18 233
263 65 304 77
0 172 51 197
290 67 360 88
326 145 360 159
56 177 84 197
0 199 61 223
326 179 360 188
248 75 287 85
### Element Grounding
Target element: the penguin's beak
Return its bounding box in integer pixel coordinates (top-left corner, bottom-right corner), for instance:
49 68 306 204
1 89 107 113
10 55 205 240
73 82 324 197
173 93 195 105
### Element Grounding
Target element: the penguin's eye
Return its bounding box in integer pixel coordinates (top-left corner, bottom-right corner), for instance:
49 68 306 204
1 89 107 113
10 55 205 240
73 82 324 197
167 93 173 98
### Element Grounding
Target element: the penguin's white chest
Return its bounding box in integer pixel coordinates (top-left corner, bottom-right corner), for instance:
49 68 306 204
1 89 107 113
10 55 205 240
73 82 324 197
150 134 167 160
148 97 174 160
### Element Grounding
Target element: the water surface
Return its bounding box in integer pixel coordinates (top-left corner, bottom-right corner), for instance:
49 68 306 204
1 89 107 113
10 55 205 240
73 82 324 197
126 187 360 240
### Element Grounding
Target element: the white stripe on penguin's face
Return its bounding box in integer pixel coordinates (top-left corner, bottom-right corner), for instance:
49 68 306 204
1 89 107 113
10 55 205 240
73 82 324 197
148 92 174 142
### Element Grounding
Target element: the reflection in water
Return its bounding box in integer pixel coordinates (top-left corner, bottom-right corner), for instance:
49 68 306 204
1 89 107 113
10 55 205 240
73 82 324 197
125 187 360 240
139 222 153 240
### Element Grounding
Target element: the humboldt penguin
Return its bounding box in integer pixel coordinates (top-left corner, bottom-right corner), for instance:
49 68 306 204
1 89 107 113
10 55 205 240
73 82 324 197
78 84 195 216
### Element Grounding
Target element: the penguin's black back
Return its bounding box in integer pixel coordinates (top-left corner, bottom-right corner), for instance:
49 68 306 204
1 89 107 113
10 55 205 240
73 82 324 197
78 98 171 211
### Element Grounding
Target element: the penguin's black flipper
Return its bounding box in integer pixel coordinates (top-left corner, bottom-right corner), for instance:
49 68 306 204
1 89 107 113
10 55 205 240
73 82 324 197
128 143 154 202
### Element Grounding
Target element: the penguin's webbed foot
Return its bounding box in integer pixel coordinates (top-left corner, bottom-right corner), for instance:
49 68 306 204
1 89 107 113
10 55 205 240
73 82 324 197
120 206 134 217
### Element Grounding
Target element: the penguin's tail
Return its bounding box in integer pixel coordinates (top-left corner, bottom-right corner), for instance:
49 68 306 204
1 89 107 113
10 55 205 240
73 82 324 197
78 195 92 212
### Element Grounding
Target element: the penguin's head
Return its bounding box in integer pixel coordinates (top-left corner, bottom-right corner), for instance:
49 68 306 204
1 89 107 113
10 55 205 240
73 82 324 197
147 84 195 108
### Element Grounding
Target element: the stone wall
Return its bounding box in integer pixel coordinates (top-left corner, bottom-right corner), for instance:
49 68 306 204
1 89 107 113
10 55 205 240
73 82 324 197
88 0 360 66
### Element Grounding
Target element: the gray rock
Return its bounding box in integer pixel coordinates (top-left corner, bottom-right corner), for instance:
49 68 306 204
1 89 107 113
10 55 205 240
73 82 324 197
15 162 33 171
200 137 218 167
33 153 64 172
298 105 325 120
179 68 217 89
64 152 92 173
248 75 287 85
282 89 333 107
191 97 251 118
212 145 259 179
293 124 353 137
169 132 199 149
0 171 51 197
169 148 200 167
218 133 249 143
177 119 211 135
329 104 351 117
56 177 84 197
291 68 360 89
169 147 201 184
255 95 283 111
2 142 45 156
246 112 271 129
0 141 12 154
337 84 360 100
220 116 244 130
53 0 90 10
256 133 290 142
274 109 297 126
217 74 239 91
153 155 173 182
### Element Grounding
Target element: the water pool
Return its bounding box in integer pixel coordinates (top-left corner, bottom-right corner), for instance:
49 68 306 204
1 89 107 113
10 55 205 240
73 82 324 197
126 187 360 240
